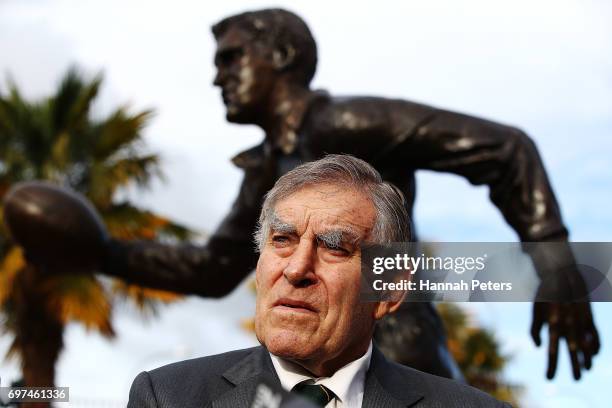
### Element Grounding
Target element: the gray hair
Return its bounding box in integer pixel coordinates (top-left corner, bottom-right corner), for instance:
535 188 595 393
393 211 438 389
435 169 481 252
254 154 411 251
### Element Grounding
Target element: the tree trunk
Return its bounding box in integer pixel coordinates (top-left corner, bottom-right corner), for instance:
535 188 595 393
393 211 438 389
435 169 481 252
13 264 64 408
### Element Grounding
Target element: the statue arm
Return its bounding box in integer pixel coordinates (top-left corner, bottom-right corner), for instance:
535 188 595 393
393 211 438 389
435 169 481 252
102 167 265 298
307 97 597 379
305 97 566 239
390 107 599 379
392 109 567 241
103 235 257 299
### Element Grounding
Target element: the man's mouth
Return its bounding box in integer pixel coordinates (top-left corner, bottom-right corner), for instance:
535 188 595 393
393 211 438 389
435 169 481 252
273 298 317 313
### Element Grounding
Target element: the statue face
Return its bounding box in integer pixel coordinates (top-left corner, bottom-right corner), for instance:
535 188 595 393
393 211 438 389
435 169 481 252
213 27 278 124
254 184 378 371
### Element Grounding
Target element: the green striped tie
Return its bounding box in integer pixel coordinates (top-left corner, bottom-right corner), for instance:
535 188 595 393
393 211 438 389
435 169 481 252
292 380 336 407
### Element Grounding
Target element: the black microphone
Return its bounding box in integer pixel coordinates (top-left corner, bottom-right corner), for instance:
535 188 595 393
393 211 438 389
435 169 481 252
250 375 319 408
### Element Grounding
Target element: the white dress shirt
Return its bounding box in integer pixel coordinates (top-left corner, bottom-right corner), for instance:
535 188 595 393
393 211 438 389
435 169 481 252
270 342 373 408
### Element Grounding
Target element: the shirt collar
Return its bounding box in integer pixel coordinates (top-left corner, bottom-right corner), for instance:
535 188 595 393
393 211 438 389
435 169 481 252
269 341 373 405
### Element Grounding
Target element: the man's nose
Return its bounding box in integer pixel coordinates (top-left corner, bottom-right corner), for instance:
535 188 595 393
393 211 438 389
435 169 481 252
283 241 318 288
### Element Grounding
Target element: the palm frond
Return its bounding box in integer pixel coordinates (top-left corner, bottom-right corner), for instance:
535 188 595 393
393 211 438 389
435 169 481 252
86 155 161 208
111 280 182 317
42 275 115 338
93 108 154 160
51 67 102 135
0 246 25 306
103 202 192 242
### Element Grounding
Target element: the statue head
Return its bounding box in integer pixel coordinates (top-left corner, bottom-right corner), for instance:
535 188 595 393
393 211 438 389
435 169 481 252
212 9 318 124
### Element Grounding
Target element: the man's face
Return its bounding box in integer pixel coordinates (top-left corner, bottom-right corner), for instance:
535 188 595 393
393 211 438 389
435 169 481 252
255 183 379 369
213 26 278 124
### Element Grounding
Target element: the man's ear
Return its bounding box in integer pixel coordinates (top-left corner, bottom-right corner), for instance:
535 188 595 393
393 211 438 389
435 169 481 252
272 44 297 70
372 290 407 320
372 264 410 320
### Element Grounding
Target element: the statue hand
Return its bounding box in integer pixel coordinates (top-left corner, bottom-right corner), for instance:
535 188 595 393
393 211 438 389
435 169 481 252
531 301 600 380
3 181 109 273
524 241 600 379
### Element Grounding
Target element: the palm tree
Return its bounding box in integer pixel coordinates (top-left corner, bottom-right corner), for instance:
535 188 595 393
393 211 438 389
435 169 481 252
437 303 523 406
0 68 191 405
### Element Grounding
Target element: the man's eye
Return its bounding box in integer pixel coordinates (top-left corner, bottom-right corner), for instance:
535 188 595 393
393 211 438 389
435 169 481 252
271 235 290 245
320 241 349 255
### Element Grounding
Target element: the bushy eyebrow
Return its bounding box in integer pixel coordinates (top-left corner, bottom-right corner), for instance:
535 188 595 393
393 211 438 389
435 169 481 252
316 228 360 248
269 213 360 247
269 213 297 235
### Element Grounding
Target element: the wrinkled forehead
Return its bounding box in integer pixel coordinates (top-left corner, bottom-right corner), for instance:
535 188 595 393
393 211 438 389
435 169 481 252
271 185 376 238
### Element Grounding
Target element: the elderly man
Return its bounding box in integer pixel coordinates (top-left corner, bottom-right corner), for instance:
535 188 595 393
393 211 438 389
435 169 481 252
127 155 510 407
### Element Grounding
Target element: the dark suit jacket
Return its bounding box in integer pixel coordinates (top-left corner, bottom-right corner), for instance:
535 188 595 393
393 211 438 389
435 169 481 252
127 346 512 407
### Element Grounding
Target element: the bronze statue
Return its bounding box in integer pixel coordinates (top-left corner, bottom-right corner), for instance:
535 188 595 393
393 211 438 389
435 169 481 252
3 8 599 380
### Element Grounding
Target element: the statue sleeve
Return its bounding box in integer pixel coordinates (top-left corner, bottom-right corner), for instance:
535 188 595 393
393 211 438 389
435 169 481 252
390 109 568 242
102 164 269 297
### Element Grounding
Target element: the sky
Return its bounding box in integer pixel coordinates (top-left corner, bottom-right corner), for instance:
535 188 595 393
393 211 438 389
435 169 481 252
1 0 611 406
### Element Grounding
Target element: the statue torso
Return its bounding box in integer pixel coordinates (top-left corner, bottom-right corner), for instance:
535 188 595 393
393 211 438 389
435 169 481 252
232 92 439 223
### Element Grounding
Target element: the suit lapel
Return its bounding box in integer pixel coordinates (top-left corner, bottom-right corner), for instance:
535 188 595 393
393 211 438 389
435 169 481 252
362 347 425 407
209 346 425 408
210 346 280 408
